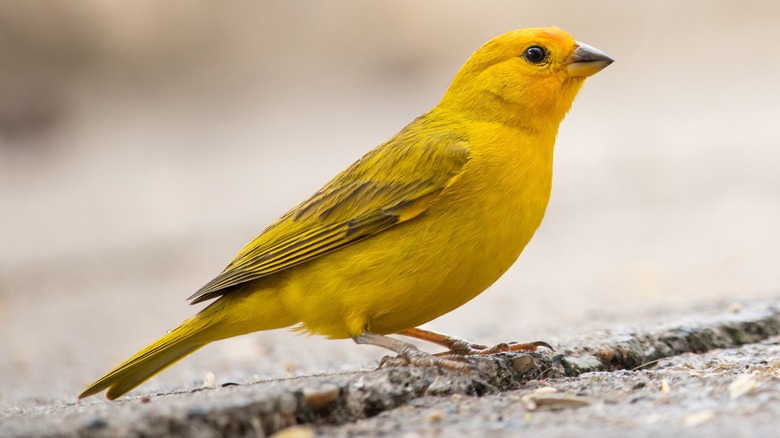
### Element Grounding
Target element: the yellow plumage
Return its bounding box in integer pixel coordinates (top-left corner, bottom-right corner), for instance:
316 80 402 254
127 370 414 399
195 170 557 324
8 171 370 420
80 26 612 400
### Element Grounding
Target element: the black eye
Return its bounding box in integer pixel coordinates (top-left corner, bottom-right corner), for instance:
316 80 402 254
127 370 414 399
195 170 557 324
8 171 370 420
522 46 548 64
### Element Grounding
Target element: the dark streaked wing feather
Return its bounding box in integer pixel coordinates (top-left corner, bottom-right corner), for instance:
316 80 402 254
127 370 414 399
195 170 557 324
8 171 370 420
188 117 470 304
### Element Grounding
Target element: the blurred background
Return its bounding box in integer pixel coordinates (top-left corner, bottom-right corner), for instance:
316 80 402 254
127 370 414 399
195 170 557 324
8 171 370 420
1 1 778 410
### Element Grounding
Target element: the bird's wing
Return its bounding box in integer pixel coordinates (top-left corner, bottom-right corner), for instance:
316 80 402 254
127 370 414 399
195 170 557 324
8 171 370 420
188 119 470 304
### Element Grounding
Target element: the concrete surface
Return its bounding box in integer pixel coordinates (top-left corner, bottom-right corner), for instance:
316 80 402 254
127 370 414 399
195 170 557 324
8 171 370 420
4 300 780 437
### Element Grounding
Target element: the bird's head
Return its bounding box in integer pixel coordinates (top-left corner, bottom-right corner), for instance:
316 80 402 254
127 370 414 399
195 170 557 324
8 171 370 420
440 27 613 127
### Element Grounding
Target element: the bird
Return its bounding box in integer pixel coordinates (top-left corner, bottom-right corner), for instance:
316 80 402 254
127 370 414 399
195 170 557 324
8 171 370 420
79 26 613 400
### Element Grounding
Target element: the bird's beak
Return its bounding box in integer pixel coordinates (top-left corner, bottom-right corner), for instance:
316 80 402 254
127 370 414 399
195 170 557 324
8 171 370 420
566 42 614 77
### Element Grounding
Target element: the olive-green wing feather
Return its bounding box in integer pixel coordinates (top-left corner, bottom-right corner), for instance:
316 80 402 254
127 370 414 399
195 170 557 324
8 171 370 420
188 117 470 304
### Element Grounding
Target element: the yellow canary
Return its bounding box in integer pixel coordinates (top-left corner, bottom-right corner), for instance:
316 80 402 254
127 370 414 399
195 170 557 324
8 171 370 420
80 27 612 400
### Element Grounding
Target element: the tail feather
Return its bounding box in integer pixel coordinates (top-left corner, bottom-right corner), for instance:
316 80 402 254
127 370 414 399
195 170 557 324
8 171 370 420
80 287 298 399
79 324 205 400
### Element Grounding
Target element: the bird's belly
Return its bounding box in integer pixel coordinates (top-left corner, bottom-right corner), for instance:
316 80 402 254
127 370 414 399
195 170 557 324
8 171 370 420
280 178 550 339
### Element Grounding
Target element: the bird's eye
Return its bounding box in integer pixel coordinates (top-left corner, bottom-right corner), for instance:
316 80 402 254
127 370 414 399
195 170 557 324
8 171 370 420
522 46 548 64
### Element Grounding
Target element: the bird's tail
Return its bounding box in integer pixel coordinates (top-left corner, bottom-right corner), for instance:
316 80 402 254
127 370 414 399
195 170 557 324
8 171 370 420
78 319 207 400
79 288 296 400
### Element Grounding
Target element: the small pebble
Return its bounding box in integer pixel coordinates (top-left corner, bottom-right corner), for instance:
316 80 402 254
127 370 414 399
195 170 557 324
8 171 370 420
521 392 592 411
284 361 299 378
303 383 340 410
660 379 671 398
524 379 540 388
512 355 536 374
270 425 315 438
203 371 217 389
83 416 108 430
532 386 558 394
427 409 444 424
728 374 758 399
683 410 715 427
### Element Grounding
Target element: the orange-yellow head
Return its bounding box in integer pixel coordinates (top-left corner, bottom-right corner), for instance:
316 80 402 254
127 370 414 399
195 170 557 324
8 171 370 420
440 27 613 127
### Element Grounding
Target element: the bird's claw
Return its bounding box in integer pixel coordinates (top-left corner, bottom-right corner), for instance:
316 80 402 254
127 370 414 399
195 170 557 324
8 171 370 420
378 344 477 374
441 340 553 356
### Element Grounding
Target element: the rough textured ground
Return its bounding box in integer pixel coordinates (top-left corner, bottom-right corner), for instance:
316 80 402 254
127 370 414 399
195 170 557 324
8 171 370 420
4 300 779 437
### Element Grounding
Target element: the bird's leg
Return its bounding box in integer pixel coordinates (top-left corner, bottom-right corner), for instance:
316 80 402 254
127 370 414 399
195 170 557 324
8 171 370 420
397 327 553 355
353 332 475 373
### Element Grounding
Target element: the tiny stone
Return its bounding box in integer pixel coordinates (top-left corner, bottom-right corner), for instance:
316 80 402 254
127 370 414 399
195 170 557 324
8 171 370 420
284 361 299 378
728 374 758 399
660 379 671 398
203 371 217 389
563 354 603 371
524 380 540 388
521 393 591 411
683 410 715 427
83 416 108 430
270 425 315 438
303 384 340 410
512 355 537 374
427 409 444 424
532 386 558 394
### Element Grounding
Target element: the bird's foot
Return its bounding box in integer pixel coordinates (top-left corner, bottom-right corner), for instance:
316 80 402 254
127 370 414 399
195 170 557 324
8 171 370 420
353 330 552 375
377 342 477 373
354 332 476 373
